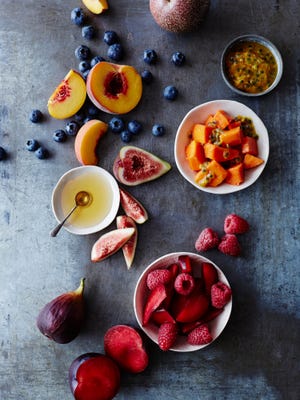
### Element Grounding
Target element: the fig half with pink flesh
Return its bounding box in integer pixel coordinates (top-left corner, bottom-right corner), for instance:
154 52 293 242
119 187 148 224
116 215 137 269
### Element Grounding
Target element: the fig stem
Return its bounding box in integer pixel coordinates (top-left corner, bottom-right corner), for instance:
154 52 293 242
74 278 85 296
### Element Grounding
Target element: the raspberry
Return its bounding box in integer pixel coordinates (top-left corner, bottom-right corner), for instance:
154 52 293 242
146 269 171 291
218 233 241 256
158 322 178 351
187 324 213 346
224 213 249 234
211 282 232 309
174 273 195 295
195 228 220 252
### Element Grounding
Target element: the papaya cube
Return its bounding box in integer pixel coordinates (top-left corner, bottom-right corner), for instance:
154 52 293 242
205 114 217 128
219 126 242 146
242 136 258 156
192 123 212 144
243 153 264 169
185 140 205 171
194 160 227 187
225 163 244 185
213 110 231 129
204 143 240 162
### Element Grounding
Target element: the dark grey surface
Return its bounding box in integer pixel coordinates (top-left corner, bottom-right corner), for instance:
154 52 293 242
0 1 299 399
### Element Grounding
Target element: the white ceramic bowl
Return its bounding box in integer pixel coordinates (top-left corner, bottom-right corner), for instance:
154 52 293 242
133 252 232 352
51 166 120 235
174 99 269 194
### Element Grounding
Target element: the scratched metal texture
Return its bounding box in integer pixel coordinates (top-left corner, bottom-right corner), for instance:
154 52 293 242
0 1 299 399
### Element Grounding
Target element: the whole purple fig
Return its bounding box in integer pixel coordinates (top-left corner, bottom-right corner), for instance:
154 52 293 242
37 278 85 344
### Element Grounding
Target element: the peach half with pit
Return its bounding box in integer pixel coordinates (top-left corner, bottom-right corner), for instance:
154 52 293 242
47 69 86 120
82 0 109 14
74 119 108 165
86 62 143 115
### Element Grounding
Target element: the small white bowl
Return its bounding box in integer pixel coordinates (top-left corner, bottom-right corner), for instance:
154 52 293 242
133 252 232 352
174 99 269 194
51 166 120 235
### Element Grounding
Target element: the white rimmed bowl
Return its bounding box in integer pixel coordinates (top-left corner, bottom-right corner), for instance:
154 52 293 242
133 252 232 352
174 99 269 195
51 166 120 235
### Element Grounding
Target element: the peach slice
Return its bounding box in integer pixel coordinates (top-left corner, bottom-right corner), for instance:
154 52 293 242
82 0 109 14
47 70 86 120
86 62 143 115
74 119 108 165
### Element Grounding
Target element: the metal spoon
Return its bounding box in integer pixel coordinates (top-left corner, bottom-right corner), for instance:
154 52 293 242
50 191 91 237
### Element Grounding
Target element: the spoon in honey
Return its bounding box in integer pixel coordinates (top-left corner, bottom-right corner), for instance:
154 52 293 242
50 191 91 237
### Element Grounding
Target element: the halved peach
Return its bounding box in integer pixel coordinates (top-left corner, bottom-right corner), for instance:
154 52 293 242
74 119 108 165
86 62 143 115
82 0 109 14
47 70 86 120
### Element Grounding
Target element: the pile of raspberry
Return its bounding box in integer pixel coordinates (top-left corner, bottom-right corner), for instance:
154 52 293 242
195 213 250 257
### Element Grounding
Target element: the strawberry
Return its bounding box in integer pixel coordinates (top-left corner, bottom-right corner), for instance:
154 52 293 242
201 262 218 295
218 233 241 256
211 282 232 309
195 227 220 252
158 322 178 351
187 324 213 345
146 269 171 290
174 273 195 295
178 255 193 273
142 284 167 326
224 213 249 234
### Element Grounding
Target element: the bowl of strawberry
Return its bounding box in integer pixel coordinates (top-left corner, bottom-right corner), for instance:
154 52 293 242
133 252 232 352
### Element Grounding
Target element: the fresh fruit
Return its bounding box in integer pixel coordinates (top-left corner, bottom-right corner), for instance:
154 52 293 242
104 325 149 373
201 262 218 295
82 0 109 14
174 273 195 295
35 146 49 159
47 69 86 120
157 321 178 351
143 49 158 64
91 227 135 262
171 51 185 66
107 43 124 61
187 324 213 345
53 129 67 143
90 55 106 67
26 139 39 152
36 278 85 344
29 109 43 123
66 120 80 136
178 254 192 273
211 282 232 309
152 124 165 137
75 45 91 61
108 116 125 133
74 119 108 165
149 0 210 33
116 215 137 269
69 353 120 400
71 7 85 25
195 227 220 252
151 308 175 325
113 145 171 186
141 70 153 84
120 130 132 143
82 25 95 40
103 30 119 45
224 213 250 234
128 120 142 135
142 284 167 325
163 85 178 100
0 147 7 161
146 269 172 291
86 61 142 114
171 290 210 323
119 187 148 224
218 233 241 256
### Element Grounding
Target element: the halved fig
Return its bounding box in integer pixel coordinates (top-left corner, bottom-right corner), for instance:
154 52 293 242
91 227 135 262
116 215 137 269
113 145 171 186
119 187 148 224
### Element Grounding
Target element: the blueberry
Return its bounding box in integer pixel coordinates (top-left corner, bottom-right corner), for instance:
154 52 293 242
35 146 49 159
171 51 186 66
87 104 99 117
107 43 123 61
120 130 132 143
82 69 90 80
71 7 85 26
26 139 39 152
53 129 67 143
103 31 119 45
79 60 90 73
90 55 105 67
29 109 43 123
0 146 7 161
82 25 95 40
152 124 165 137
141 70 153 84
74 110 86 124
109 117 125 133
65 120 80 136
75 45 91 61
163 85 178 101
128 120 142 135
143 49 158 65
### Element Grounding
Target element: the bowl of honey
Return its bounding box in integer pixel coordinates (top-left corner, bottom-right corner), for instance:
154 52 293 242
221 34 283 96
51 166 120 235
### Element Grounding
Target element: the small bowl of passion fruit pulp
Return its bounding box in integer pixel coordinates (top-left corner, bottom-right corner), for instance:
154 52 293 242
221 34 283 96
